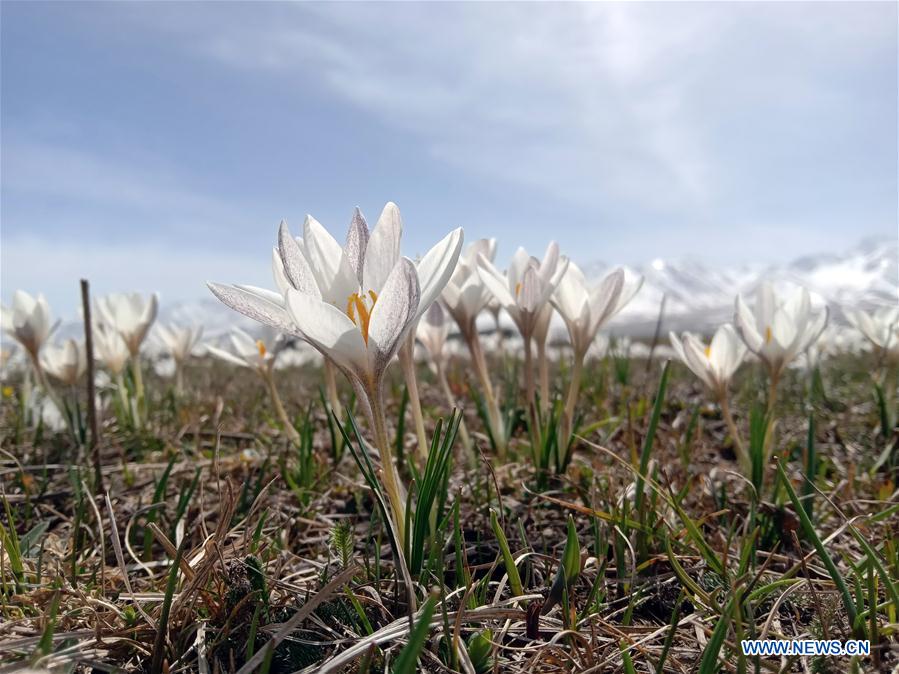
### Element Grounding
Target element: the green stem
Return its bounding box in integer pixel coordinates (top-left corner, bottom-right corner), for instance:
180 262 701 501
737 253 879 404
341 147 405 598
467 326 505 457
437 362 472 453
369 385 407 547
560 350 584 457
264 370 300 444
131 355 145 427
115 371 130 422
537 337 550 413
174 362 184 397
398 337 429 465
719 392 749 477
323 358 344 422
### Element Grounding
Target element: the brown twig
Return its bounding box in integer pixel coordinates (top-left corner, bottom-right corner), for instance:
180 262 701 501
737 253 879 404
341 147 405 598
80 279 102 490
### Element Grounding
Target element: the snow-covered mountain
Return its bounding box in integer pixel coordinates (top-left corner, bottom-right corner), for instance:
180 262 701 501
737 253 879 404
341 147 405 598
597 236 897 336
48 236 896 344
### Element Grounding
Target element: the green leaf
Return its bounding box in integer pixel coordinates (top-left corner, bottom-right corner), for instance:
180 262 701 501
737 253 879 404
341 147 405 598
543 515 581 615
697 597 734 674
392 594 438 674
776 459 858 632
490 509 524 597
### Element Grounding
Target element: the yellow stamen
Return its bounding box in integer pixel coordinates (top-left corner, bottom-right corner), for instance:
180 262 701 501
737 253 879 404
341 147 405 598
704 345 711 359
346 290 379 344
765 326 772 344
515 282 522 296
256 340 267 357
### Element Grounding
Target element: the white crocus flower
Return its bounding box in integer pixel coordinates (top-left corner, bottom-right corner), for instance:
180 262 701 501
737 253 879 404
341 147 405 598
416 302 450 368
552 263 643 461
94 324 130 376
416 302 472 451
157 324 203 394
210 203 462 547
478 242 568 412
157 324 203 363
95 292 158 422
441 238 508 455
206 328 283 376
94 324 132 417
844 305 899 361
670 324 748 474
734 283 828 484
95 293 158 357
669 325 746 399
207 329 299 443
41 339 86 387
1 290 57 363
734 282 828 390
210 206 462 439
1 291 67 427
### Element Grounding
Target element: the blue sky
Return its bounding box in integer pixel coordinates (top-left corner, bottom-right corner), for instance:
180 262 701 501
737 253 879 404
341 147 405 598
2 1 896 314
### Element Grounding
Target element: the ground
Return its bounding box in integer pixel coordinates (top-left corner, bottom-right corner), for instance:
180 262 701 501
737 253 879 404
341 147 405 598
0 346 896 673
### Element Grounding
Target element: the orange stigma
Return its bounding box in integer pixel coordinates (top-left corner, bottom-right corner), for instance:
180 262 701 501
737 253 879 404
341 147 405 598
346 290 379 344
256 340 267 357
765 326 772 344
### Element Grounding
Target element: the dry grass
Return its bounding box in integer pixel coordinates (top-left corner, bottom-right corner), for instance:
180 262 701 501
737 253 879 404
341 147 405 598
0 348 896 673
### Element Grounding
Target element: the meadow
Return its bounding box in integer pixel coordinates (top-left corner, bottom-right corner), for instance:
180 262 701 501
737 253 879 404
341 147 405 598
1 206 897 673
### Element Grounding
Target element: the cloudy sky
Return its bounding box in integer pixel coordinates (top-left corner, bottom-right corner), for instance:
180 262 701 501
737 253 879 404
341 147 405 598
2 1 896 314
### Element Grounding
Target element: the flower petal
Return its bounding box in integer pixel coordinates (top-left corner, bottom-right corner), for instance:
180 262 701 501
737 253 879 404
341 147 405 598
207 282 300 336
734 294 763 353
416 227 463 315
363 202 403 293
344 207 370 285
477 253 516 309
278 220 320 297
303 215 359 304
285 288 368 377
366 257 420 374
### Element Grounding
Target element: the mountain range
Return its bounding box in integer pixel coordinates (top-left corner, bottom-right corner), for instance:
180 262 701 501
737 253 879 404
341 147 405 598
50 236 898 344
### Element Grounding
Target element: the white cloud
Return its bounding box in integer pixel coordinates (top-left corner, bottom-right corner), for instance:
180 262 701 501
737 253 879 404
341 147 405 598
179 2 893 219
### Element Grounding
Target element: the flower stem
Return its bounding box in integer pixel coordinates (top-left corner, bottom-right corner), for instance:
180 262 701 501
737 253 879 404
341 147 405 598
719 392 749 476
30 357 77 443
559 350 584 464
369 386 407 547
264 370 300 444
523 333 540 443
131 355 145 427
537 337 550 413
398 337 429 465
466 326 506 457
323 358 344 422
115 371 130 421
175 362 184 397
437 362 472 453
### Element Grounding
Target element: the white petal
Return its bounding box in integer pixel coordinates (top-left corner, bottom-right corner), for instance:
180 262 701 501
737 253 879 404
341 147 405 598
734 295 764 353
362 202 403 293
278 220 320 296
343 207 370 285
206 344 251 368
366 257 420 374
416 227 463 315
588 268 625 333
285 288 368 377
303 215 359 304
477 254 516 309
207 282 300 336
